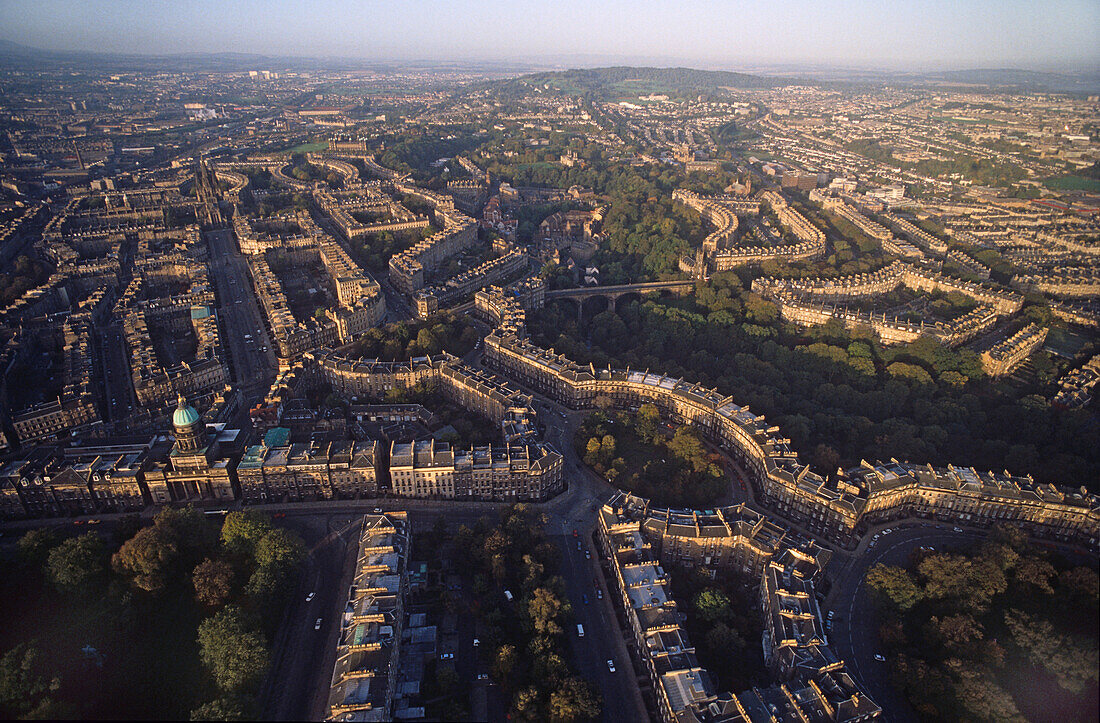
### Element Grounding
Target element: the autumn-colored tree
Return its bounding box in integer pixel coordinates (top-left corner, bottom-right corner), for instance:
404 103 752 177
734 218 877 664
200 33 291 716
193 558 235 608
548 676 601 721
112 525 178 594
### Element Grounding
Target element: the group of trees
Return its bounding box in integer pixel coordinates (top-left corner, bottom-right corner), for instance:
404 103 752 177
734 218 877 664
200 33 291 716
287 153 343 189
345 225 434 273
378 378 499 447
575 406 726 508
865 527 1099 721
341 312 480 361
844 138 1028 187
0 254 51 310
529 272 1099 487
669 566 768 694
1 509 304 720
451 506 601 721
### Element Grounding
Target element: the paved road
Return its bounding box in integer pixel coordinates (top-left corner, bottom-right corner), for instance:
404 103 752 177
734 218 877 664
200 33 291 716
826 524 996 722
556 530 651 723
98 323 136 422
205 228 277 398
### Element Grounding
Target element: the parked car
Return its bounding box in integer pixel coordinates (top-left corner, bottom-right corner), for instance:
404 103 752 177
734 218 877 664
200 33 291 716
873 654 886 662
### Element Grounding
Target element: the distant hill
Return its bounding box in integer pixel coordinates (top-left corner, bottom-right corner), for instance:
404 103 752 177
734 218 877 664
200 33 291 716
491 66 791 99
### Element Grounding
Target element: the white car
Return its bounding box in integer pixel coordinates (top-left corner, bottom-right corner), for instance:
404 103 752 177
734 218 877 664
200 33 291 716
305 592 315 602
314 618 323 631
874 654 886 662
473 638 480 647
607 659 616 673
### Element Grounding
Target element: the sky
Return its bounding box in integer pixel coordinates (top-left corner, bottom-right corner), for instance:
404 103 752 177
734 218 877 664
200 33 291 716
0 0 1097 72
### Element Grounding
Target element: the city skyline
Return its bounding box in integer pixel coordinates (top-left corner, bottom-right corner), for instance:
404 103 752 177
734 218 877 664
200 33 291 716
1 0 1098 72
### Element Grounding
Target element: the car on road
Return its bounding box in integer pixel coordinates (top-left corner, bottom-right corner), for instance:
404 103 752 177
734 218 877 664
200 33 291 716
572 528 578 537
306 592 315 602
919 545 936 552
607 660 616 673
584 548 591 559
315 618 323 631
373 508 383 513
596 589 603 600
576 541 582 551
953 527 963 533
473 638 479 647
582 594 588 605
873 654 886 662
440 653 453 660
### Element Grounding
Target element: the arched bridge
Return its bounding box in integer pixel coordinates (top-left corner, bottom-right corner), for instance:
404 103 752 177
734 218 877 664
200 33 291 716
545 280 696 320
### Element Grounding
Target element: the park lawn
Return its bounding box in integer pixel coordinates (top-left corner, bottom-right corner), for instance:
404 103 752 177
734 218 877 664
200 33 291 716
1043 175 1100 192
285 141 330 154
575 411 727 508
0 555 212 719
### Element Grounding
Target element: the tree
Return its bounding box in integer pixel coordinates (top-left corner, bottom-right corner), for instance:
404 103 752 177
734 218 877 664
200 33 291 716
865 564 923 611
811 444 840 475
190 695 252 721
17 528 58 570
112 525 179 594
528 587 565 636
491 644 518 686
548 676 601 721
197 606 270 693
46 532 106 594
513 685 544 721
219 511 272 558
253 529 305 572
693 589 732 623
154 507 217 569
1013 556 1055 594
1003 610 1099 693
0 643 59 718
194 558 235 608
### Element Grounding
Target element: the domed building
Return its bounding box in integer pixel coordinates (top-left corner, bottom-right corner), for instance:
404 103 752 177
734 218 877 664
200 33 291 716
172 394 206 453
143 393 237 503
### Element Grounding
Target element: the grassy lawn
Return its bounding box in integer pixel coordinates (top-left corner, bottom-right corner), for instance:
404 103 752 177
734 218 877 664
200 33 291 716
0 547 211 719
574 410 727 508
284 141 329 154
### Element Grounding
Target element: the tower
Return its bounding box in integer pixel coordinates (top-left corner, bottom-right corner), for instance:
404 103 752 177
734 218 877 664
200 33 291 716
172 393 205 453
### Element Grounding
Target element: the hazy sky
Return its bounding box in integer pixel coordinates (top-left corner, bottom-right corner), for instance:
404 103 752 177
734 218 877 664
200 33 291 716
1 0 1097 71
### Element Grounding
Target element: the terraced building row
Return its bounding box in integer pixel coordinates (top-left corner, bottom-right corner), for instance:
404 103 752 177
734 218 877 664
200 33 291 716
480 319 1099 549
598 493 880 723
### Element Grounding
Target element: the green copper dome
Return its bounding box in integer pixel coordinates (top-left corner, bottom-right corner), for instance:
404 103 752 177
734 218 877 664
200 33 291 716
173 394 200 428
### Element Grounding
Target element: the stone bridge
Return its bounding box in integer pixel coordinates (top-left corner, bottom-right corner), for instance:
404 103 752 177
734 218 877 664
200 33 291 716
544 280 695 320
